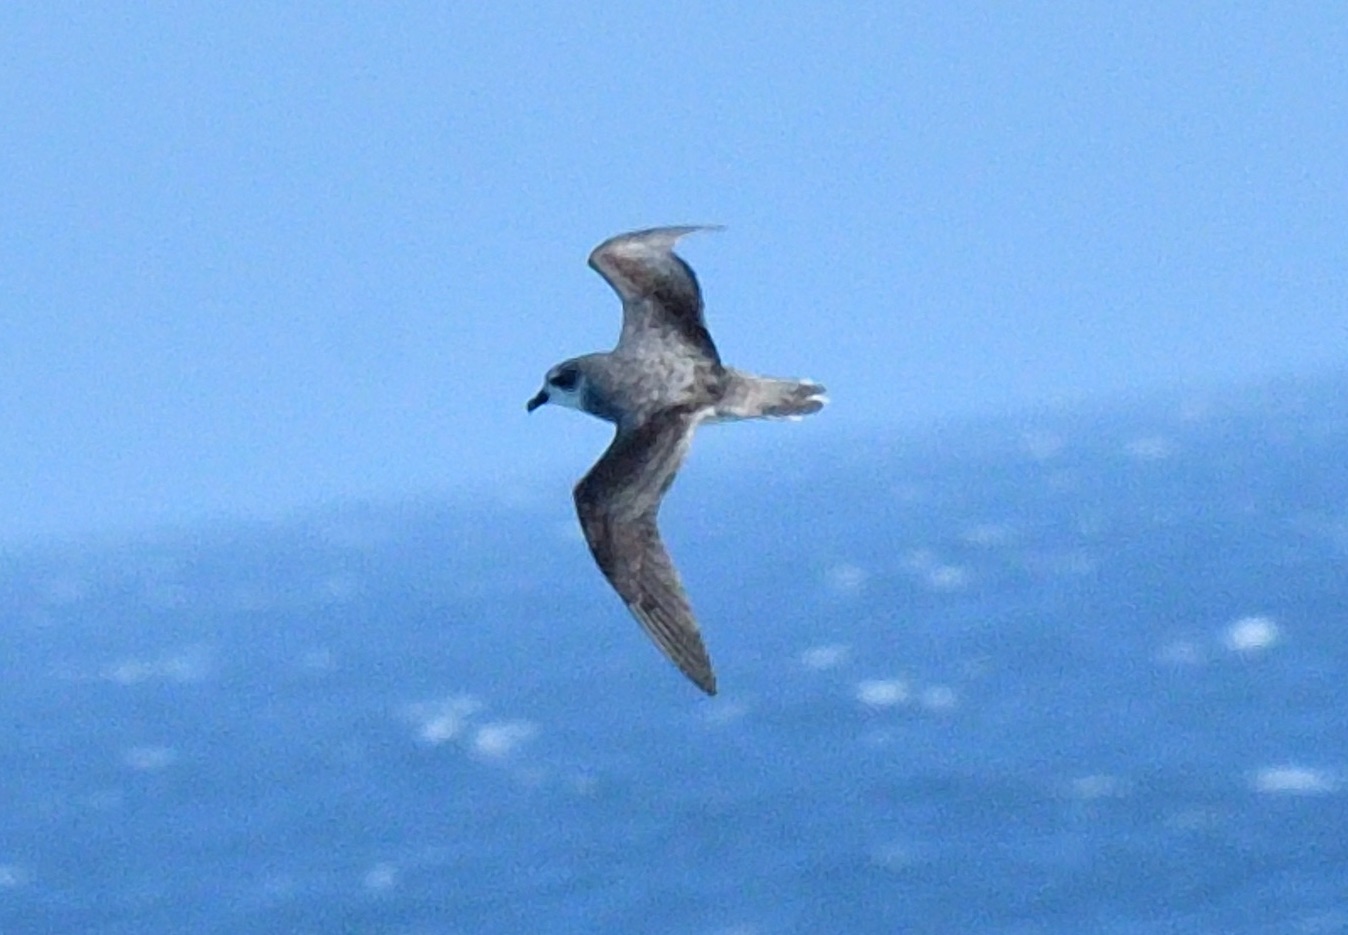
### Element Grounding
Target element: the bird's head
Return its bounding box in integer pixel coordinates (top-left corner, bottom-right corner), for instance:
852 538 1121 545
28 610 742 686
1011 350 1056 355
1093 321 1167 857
527 359 587 414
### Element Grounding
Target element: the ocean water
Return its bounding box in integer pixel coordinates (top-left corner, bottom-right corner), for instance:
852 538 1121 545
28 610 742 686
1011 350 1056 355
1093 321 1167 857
3 375 1346 934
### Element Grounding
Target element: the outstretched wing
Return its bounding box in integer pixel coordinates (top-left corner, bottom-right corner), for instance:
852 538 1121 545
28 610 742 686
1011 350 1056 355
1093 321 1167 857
588 225 723 364
573 408 716 695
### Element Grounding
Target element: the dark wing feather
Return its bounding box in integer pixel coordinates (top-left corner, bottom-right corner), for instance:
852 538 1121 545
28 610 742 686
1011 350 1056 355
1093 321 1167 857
588 225 723 364
573 409 716 695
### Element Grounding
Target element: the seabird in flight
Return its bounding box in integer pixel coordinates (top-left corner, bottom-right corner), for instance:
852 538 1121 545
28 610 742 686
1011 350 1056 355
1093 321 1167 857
527 226 827 695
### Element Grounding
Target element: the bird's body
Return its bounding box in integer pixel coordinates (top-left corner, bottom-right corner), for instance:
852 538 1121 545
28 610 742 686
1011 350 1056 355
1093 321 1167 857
528 226 827 695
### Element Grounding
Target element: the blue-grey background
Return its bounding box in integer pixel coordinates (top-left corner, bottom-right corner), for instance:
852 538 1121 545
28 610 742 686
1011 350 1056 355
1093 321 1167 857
3 5 1347 933
3 3 1345 543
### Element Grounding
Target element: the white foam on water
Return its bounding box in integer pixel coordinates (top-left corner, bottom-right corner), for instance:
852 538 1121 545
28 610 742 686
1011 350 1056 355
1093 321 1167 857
901 548 938 571
1068 774 1130 800
824 563 867 596
472 720 538 759
102 645 214 685
1251 765 1337 796
798 643 851 670
361 862 399 892
1223 615 1281 653
924 565 970 591
900 549 971 591
868 841 917 871
919 685 957 712
104 660 157 685
0 864 30 888
855 679 910 708
402 696 483 745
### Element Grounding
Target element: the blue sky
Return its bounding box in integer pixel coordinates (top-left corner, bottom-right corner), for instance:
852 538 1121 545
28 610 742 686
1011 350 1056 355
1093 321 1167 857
3 4 1345 544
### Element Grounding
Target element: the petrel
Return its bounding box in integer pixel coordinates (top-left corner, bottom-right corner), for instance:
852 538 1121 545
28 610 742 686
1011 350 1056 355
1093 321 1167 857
527 226 827 695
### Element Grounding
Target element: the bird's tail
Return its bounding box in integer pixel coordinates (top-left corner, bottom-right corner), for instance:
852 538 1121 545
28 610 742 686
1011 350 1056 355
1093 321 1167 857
714 370 829 421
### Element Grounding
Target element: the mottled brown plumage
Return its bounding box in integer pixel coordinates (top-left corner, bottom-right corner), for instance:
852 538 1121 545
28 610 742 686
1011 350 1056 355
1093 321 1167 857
573 408 713 693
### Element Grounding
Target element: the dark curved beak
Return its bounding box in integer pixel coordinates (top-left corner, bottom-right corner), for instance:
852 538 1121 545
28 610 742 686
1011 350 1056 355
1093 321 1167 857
526 390 549 413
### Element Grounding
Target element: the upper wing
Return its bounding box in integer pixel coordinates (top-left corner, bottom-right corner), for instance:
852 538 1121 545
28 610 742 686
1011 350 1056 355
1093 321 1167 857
573 409 717 695
587 225 723 364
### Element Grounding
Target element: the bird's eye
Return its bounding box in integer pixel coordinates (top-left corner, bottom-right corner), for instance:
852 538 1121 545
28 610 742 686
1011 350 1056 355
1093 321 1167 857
551 369 579 391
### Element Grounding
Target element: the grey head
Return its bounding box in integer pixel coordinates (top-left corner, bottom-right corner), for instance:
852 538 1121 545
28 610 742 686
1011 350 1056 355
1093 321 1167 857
525 354 630 424
526 357 585 415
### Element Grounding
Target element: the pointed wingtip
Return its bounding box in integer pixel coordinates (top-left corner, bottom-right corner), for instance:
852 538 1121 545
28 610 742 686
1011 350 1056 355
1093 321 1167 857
674 647 718 696
590 225 724 263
